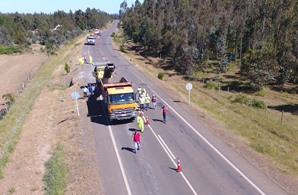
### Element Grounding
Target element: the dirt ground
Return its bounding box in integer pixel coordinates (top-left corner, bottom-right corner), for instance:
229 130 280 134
0 45 46 108
0 34 297 195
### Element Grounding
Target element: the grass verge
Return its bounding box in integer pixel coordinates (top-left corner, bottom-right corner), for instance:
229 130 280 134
43 144 68 195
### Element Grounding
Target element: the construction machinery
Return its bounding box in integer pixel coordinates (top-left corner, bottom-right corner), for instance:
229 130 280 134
93 62 115 84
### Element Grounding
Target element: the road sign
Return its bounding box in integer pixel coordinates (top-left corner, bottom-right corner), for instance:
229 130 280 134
186 83 193 91
185 83 193 106
71 91 80 100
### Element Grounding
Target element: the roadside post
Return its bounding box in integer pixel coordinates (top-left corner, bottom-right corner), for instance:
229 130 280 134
186 83 193 106
71 91 80 116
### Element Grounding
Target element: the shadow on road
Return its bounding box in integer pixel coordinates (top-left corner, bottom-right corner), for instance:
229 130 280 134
121 147 136 153
168 167 179 172
86 95 109 126
152 118 164 123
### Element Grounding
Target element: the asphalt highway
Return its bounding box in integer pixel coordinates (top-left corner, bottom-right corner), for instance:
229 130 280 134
80 21 288 195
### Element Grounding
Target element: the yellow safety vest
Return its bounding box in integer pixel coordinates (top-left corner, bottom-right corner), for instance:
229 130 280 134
145 96 150 103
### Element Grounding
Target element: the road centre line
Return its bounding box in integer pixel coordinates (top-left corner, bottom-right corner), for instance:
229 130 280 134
157 135 176 160
148 125 198 195
148 86 266 195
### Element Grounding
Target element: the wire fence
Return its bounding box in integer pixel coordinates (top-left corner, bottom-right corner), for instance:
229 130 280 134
0 64 40 120
0 62 42 160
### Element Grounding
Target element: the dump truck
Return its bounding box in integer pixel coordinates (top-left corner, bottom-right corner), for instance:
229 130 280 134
100 77 137 121
93 62 115 84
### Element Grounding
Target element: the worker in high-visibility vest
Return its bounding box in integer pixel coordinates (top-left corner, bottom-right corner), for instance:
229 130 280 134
139 95 145 111
142 88 147 97
89 55 93 64
137 86 142 100
145 94 151 111
79 57 84 65
136 111 145 132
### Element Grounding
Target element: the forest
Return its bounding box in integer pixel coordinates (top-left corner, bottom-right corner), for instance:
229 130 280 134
120 0 298 89
0 8 114 54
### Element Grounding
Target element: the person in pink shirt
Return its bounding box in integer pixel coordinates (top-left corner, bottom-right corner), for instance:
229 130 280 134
132 130 141 153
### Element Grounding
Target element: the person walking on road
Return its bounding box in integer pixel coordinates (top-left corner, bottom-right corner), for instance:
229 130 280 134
162 106 168 124
151 94 157 109
136 111 145 132
132 130 141 153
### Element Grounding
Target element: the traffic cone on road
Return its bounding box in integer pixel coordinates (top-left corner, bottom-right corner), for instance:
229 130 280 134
177 158 182 172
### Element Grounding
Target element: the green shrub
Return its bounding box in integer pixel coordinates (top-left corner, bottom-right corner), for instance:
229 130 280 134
230 93 266 109
0 45 21 54
119 44 125 53
230 93 250 104
2 93 15 103
254 91 266 97
64 63 70 74
205 80 219 90
111 32 116 37
252 99 266 109
158 72 164 80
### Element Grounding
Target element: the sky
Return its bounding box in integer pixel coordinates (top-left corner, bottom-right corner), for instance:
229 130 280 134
0 0 143 14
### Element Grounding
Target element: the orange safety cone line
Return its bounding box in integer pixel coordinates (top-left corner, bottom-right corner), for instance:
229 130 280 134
177 158 182 172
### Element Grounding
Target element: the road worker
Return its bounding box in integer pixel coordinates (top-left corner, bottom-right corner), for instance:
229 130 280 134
136 111 145 133
139 95 145 111
142 88 147 97
145 94 151 111
137 86 142 100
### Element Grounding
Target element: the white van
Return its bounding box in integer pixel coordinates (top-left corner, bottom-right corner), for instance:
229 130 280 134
86 35 95 45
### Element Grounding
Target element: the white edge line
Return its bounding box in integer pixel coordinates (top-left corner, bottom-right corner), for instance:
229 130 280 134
148 86 266 195
148 125 198 195
102 102 132 195
108 126 132 195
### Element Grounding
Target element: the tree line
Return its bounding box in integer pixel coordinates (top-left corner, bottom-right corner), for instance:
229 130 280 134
120 0 298 88
0 8 115 54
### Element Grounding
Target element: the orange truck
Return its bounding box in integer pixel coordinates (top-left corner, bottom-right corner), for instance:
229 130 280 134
100 77 137 122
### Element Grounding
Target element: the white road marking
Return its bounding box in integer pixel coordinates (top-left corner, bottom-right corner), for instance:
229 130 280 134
102 105 132 195
108 125 132 195
148 125 198 195
148 86 266 195
157 135 176 160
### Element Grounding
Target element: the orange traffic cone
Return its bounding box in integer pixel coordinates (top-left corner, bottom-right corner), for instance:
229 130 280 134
177 158 182 172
